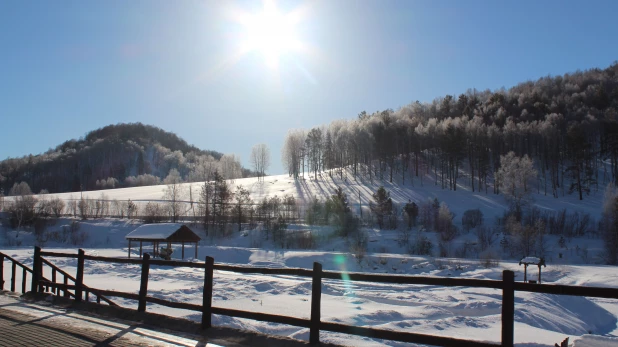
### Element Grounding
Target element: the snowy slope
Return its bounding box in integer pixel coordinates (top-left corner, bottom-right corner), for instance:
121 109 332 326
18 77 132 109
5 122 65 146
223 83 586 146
25 167 605 225
1 169 615 346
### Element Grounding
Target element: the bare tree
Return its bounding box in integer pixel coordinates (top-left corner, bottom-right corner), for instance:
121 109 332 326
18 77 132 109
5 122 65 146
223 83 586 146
219 154 243 182
163 168 186 222
8 182 38 230
49 197 66 218
282 130 306 178
251 144 271 182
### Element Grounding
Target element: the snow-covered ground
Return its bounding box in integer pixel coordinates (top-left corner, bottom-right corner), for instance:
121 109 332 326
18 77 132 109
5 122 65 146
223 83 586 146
1 170 616 346
1 227 618 347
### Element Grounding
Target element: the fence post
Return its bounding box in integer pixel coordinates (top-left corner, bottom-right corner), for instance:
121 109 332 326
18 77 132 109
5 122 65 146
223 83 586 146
138 253 151 312
310 262 322 345
502 270 515 347
0 254 5 291
202 256 214 329
31 246 41 293
75 249 85 302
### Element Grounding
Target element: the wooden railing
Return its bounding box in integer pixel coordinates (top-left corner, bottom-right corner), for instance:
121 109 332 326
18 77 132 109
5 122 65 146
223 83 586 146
0 252 33 294
0 249 116 305
23 246 618 347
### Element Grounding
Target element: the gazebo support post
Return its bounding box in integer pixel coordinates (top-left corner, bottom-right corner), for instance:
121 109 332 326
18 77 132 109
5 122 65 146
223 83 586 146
523 264 528 282
128 240 132 259
195 242 198 258
538 265 542 284
182 242 185 260
153 242 156 257
140 241 143 258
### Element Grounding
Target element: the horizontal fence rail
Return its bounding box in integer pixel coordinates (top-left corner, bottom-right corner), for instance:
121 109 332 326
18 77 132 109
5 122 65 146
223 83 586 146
9 247 617 347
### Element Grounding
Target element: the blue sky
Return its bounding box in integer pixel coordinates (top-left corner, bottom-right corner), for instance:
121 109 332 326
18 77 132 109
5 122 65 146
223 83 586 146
1 0 618 175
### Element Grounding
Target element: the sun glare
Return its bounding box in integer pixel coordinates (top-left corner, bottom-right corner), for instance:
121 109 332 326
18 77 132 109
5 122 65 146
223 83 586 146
239 1 302 68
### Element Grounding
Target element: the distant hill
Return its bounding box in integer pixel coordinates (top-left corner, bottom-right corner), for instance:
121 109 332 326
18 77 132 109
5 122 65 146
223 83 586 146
0 123 253 194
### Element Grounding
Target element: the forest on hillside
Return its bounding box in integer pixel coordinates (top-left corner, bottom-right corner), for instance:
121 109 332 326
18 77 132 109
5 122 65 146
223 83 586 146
0 123 254 194
282 63 618 201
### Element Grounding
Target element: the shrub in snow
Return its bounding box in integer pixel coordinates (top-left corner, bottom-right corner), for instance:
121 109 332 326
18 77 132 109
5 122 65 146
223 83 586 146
33 218 48 246
49 198 66 218
285 231 315 250
143 202 166 223
272 215 287 248
476 225 497 252
418 198 439 231
350 230 368 265
408 235 432 256
462 209 483 232
403 201 419 229
479 250 500 268
436 203 457 242
397 224 412 246
63 221 87 246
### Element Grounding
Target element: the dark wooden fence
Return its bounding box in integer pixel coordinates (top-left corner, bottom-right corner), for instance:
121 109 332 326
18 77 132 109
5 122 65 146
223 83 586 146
6 246 618 347
0 252 33 294
0 249 116 305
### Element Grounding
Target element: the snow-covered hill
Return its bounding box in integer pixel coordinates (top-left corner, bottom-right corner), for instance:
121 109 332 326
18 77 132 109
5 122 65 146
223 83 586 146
30 167 605 223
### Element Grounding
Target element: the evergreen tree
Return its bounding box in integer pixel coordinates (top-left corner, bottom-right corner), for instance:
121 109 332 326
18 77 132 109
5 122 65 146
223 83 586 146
404 200 419 229
370 186 392 229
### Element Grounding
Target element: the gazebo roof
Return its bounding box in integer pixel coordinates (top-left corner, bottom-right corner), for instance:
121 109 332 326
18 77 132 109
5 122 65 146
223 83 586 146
125 223 201 242
519 256 546 266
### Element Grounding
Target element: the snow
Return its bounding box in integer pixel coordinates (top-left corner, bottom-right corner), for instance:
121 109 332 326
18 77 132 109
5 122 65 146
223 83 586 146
125 223 187 240
1 169 617 346
574 335 618 347
520 257 542 264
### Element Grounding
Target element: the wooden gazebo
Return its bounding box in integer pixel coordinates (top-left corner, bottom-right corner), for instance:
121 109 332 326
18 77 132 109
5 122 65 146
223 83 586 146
519 256 546 284
125 223 201 260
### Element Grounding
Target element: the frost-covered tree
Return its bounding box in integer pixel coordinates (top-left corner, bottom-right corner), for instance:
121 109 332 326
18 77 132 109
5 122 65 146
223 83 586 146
305 128 323 178
496 152 537 219
7 182 37 229
282 130 306 178
251 144 270 182
163 168 185 222
219 154 243 181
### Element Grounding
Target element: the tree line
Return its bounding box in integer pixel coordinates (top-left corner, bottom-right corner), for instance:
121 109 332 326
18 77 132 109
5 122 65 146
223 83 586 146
282 63 618 201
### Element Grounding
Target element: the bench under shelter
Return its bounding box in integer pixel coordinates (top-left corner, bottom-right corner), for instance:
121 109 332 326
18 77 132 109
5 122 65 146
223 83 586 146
125 223 201 260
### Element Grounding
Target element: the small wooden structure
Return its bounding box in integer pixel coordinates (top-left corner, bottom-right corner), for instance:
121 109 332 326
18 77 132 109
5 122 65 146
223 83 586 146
519 256 546 284
125 223 201 260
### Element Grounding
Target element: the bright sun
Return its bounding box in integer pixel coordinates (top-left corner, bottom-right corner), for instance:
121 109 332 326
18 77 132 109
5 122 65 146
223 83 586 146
239 1 302 68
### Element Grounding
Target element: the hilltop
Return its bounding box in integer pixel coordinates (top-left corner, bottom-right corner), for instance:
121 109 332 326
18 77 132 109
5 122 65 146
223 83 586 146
0 123 253 194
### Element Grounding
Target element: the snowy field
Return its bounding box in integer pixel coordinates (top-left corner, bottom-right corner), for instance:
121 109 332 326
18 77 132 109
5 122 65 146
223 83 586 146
1 243 618 347
1 170 617 346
